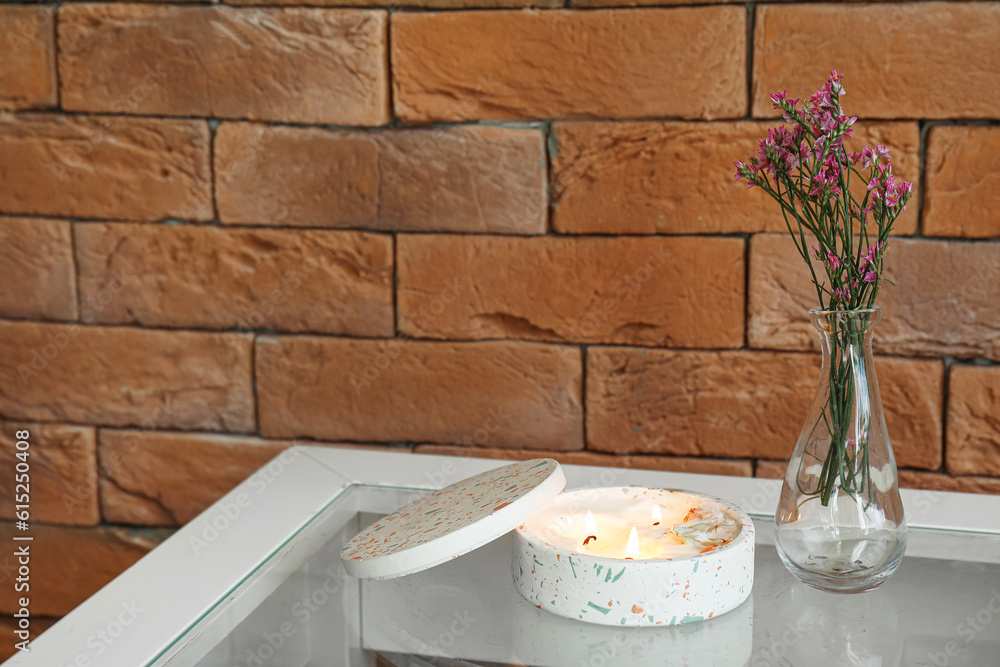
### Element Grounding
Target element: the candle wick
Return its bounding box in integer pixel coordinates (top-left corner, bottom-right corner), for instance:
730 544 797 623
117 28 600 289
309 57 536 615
583 535 598 546
652 522 660 526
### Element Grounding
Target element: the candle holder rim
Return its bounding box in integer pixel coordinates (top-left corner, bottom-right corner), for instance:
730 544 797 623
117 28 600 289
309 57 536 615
517 486 754 564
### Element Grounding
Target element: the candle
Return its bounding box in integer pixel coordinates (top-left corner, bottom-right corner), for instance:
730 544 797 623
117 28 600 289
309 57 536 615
624 525 640 559
513 487 754 627
531 489 740 561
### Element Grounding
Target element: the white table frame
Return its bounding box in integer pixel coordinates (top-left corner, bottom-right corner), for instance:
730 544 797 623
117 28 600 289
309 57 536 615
8 447 1000 667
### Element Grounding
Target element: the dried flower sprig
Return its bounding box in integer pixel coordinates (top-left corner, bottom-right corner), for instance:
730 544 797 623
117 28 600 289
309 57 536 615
735 71 913 311
733 72 915 507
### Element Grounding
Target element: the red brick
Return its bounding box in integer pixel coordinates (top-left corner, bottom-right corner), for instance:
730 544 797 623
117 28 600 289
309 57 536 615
415 445 752 477
897 471 1000 495
0 114 211 221
946 366 1000 477
0 218 76 320
755 460 785 480
215 123 546 233
230 0 561 6
0 321 254 432
552 120 919 235
753 4 1000 119
99 431 400 525
392 8 746 122
257 338 583 449
748 235 1000 360
0 523 168 616
0 7 56 110
574 0 737 5
75 223 393 336
0 421 98 526
924 126 1000 238
586 348 942 468
879 358 945 470
59 5 388 125
398 235 745 347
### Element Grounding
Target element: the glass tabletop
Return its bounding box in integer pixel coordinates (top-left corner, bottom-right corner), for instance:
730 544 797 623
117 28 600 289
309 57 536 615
156 483 1000 667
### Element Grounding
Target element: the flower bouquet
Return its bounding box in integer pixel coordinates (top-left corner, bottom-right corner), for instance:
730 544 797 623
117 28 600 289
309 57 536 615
735 71 913 592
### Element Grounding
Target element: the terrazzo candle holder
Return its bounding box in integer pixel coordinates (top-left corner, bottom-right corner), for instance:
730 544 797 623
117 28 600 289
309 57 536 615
512 488 754 627
341 460 754 630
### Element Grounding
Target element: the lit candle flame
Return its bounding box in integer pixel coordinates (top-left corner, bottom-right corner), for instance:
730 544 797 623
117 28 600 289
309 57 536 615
585 510 596 534
652 505 662 523
624 525 640 559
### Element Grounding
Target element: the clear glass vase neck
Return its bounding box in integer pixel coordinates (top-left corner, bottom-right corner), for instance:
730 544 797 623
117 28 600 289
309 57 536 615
809 305 881 339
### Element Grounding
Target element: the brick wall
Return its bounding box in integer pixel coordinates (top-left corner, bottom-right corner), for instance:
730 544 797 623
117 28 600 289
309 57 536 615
1 0 999 645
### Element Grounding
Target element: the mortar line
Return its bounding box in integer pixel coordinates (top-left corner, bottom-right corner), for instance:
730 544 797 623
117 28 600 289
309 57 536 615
392 233 400 335
915 119 930 238
68 221 83 321
52 3 62 109
580 343 589 451
745 2 755 117
251 333 261 435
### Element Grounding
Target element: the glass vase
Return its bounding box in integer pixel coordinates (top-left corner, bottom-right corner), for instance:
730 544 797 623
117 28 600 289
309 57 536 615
774 306 907 593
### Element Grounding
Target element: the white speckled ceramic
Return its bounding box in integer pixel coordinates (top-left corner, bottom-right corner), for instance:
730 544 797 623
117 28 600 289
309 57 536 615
512 488 754 627
342 458 565 579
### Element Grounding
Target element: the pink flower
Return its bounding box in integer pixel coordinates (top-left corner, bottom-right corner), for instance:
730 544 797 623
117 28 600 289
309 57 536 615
828 70 845 95
834 286 851 302
864 269 878 283
867 240 886 260
826 252 842 269
883 176 913 209
861 241 887 270
734 160 759 189
810 244 823 260
769 91 800 111
860 146 876 169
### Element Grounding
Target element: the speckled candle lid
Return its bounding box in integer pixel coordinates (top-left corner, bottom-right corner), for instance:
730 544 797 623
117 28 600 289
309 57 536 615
341 458 566 580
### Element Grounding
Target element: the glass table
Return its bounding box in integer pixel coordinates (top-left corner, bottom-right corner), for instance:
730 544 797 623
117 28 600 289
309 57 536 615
10 448 1000 667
